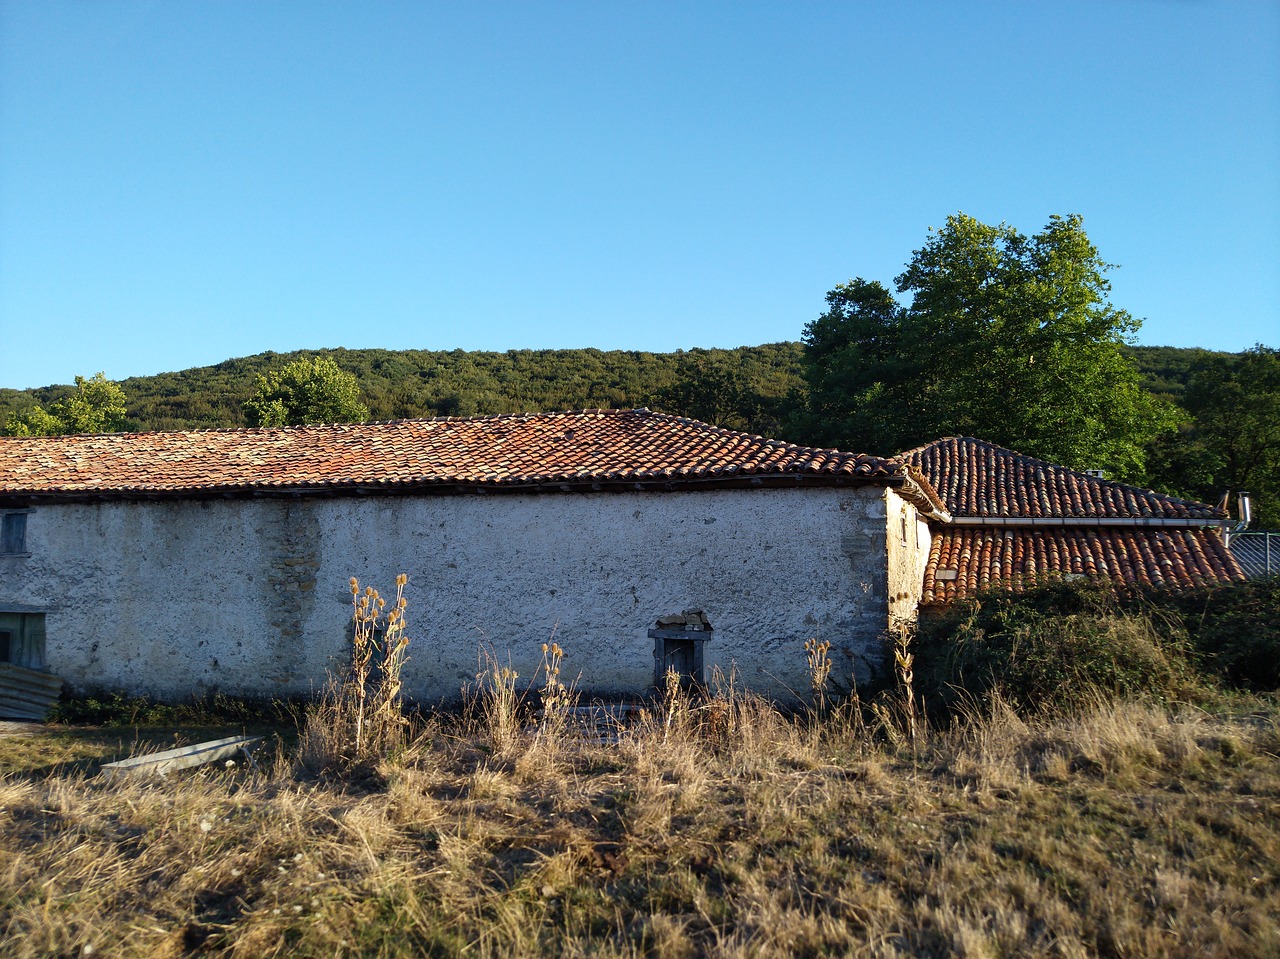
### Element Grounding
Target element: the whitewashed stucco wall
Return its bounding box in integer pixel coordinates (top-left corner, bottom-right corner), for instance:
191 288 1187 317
884 488 932 632
0 485 908 704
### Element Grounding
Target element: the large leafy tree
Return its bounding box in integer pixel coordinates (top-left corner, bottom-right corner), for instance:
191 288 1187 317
1151 346 1280 525
5 372 128 436
244 356 369 427
1183 346 1280 495
656 350 750 429
800 213 1177 477
794 278 921 451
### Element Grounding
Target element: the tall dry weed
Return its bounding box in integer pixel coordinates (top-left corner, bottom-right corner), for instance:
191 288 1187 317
804 637 833 716
471 646 523 756
298 574 413 773
465 639 582 768
534 640 576 741
867 624 922 753
660 665 693 745
893 622 919 749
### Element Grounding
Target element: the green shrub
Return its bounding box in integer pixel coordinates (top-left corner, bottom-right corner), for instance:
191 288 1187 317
1141 577 1280 692
50 690 298 727
916 580 1205 718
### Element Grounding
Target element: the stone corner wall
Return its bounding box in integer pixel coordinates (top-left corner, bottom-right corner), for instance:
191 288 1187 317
884 488 932 632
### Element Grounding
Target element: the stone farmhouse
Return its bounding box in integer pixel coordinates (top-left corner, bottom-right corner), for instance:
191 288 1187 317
0 409 945 705
0 410 1244 709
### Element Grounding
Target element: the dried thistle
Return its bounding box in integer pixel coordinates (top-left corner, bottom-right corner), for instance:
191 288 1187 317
341 574 413 761
893 623 918 751
804 637 833 715
535 639 575 749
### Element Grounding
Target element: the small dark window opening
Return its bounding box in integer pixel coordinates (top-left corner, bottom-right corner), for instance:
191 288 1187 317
0 614 44 669
1 512 28 555
662 638 697 677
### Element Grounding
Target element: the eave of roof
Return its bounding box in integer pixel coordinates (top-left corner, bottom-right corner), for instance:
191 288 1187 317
2 472 917 504
946 516 1232 528
921 525 1246 605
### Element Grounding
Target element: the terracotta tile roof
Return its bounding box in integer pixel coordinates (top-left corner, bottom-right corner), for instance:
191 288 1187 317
922 527 1246 605
0 409 911 501
902 436 1225 521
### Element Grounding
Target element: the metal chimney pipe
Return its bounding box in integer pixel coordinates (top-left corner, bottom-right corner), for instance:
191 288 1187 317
1236 491 1253 531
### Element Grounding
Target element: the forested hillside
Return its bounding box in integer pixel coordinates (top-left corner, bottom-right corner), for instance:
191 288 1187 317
0 342 1221 438
1125 346 1228 404
5 341 1276 522
0 343 805 438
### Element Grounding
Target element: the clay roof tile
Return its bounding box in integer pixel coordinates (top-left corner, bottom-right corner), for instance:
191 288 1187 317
1 408 910 501
921 526 1245 603
901 436 1224 521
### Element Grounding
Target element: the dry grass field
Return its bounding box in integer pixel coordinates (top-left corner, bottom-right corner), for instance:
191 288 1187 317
1 686 1278 959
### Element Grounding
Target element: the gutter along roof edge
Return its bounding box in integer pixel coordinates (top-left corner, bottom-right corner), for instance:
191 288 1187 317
0 470 913 506
946 516 1233 529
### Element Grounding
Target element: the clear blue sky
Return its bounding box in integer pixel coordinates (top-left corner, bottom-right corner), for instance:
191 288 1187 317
1 1 1277 390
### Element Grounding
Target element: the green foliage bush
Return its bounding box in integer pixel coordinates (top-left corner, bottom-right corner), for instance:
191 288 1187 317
245 355 370 427
50 690 299 727
1151 577 1280 691
917 577 1280 719
4 372 127 436
916 580 1204 717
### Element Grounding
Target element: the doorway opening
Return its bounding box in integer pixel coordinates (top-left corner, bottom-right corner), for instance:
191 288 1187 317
649 609 713 689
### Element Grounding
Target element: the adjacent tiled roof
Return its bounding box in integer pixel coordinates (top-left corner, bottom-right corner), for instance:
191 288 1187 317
0 409 913 501
904 437 1241 603
902 436 1225 520
922 527 1246 605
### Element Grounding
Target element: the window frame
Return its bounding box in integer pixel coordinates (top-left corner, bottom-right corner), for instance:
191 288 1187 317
1 510 31 557
0 611 45 669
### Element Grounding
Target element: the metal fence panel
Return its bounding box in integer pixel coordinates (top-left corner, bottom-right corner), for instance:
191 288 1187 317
1229 531 1279 578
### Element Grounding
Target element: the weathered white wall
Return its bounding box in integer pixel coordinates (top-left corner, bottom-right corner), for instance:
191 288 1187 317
0 486 903 705
884 488 932 640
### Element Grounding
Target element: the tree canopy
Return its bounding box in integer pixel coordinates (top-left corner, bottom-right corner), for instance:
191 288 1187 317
244 356 370 427
799 213 1178 478
1149 345 1280 526
1183 346 1280 494
4 372 127 436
